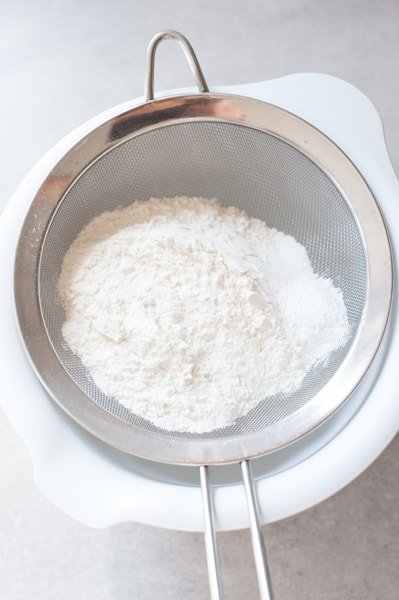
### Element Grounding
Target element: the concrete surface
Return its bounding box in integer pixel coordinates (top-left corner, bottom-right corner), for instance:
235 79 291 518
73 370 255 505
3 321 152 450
1 0 399 598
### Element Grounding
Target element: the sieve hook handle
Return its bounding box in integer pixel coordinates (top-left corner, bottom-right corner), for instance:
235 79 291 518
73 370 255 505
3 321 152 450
200 462 274 600
145 30 209 102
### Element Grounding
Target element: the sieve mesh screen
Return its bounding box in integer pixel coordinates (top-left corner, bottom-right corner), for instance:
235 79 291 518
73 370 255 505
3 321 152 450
38 120 367 440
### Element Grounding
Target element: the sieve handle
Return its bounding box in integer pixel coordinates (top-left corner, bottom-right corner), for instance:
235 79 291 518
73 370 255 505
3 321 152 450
145 30 209 102
200 462 274 600
200 465 225 599
241 460 274 600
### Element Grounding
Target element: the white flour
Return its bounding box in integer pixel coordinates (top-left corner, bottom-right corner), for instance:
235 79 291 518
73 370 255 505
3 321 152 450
58 197 349 433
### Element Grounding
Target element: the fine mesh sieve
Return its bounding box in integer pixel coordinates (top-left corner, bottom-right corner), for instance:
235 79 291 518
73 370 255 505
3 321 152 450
14 31 392 600
39 120 366 439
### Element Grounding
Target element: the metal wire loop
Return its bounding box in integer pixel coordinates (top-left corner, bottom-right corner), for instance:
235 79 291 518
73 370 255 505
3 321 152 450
144 30 209 101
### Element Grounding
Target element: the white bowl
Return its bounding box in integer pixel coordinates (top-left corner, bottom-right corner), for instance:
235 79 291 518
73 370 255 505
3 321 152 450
1 73 398 531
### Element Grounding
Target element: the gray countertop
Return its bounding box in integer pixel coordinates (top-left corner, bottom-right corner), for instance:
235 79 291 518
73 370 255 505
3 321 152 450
1 1 399 598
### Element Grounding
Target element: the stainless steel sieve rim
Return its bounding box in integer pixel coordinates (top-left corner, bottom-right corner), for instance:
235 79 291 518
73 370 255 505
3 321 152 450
14 90 392 465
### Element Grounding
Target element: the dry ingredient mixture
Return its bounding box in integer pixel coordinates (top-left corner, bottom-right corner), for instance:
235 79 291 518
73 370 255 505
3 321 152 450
58 196 349 433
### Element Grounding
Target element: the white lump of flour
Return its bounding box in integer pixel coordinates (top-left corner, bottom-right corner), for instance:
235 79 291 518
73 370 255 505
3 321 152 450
58 197 349 433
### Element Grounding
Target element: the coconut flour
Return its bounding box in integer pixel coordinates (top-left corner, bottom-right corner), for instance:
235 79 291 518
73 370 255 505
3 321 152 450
58 197 349 433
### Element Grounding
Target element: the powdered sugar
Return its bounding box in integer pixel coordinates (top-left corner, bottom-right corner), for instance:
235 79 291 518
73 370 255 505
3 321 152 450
58 197 349 433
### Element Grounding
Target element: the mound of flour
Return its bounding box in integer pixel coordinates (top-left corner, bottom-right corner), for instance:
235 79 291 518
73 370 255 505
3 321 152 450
58 197 349 433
